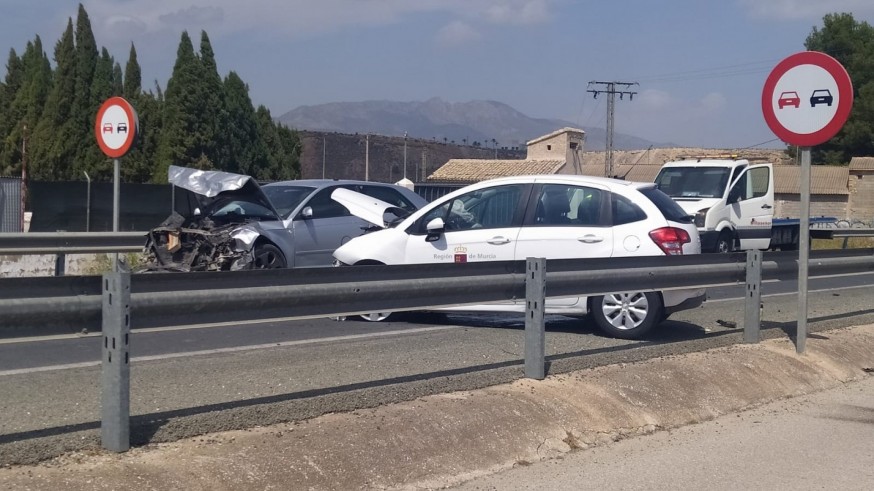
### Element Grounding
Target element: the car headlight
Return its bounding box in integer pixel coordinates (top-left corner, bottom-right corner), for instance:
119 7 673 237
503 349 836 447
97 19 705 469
231 228 260 249
694 208 709 228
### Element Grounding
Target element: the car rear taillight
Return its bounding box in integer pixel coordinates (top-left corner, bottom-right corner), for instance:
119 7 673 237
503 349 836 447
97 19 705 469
649 227 691 256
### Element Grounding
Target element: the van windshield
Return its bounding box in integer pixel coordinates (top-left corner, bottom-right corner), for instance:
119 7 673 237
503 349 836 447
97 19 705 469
654 167 731 198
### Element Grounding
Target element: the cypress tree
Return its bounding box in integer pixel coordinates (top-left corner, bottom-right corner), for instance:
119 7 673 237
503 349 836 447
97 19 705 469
73 4 99 178
123 44 141 99
223 71 266 175
0 48 23 174
1 38 52 175
31 20 78 180
112 62 123 96
255 105 300 180
197 31 227 169
155 31 202 181
82 47 116 179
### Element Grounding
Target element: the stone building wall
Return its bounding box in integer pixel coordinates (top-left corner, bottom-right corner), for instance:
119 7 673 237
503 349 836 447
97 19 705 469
775 195 849 219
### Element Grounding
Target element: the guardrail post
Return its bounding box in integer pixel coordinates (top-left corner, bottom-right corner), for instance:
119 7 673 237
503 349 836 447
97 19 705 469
525 257 546 380
101 271 131 452
744 249 762 343
54 253 66 276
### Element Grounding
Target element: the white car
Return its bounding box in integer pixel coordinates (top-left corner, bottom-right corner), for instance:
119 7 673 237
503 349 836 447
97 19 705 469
332 175 705 339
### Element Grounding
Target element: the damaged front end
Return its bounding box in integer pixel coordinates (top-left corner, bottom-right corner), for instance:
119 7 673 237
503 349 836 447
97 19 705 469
142 212 255 272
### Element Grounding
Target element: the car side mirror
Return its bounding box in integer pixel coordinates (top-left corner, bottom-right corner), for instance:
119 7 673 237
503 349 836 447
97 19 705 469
193 207 201 216
301 206 313 219
727 188 741 204
425 217 445 242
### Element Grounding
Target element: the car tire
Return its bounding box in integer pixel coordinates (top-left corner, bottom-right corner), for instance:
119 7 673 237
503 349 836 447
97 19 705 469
253 243 286 269
589 291 663 339
353 260 394 322
358 311 393 322
716 231 734 253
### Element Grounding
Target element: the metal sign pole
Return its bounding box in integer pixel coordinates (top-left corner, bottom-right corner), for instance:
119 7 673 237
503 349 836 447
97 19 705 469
797 147 811 353
113 158 120 272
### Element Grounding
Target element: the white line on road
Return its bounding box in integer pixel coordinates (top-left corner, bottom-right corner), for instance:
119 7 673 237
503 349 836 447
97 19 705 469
706 282 872 303
0 325 463 377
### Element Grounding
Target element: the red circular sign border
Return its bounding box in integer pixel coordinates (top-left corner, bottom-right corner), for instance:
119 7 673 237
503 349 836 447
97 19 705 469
761 51 853 147
94 96 138 158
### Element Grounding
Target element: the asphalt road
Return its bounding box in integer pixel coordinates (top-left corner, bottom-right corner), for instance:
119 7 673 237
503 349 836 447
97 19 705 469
1 271 873 465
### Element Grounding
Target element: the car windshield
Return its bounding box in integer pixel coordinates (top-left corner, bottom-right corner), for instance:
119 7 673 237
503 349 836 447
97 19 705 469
208 199 278 222
262 185 317 218
654 167 730 198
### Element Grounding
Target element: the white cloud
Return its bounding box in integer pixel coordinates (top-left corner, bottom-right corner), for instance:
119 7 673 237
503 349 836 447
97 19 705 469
483 0 552 26
436 21 481 48
738 0 874 21
83 0 557 42
638 89 674 110
700 92 727 112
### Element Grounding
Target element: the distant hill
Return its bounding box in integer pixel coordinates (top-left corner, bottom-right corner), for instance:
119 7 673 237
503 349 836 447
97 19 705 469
278 98 665 151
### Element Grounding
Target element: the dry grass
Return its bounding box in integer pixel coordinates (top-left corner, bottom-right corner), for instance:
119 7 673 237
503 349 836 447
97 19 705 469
813 237 874 250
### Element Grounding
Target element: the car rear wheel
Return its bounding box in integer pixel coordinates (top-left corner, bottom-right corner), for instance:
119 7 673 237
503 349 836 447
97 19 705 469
589 291 662 339
253 243 286 269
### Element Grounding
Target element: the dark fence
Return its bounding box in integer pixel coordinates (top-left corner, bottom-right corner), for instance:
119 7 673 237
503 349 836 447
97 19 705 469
28 181 198 232
0 177 22 232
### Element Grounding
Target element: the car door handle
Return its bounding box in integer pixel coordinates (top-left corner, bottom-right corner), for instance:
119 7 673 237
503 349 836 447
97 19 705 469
578 235 604 243
761 204 773 209
487 236 511 245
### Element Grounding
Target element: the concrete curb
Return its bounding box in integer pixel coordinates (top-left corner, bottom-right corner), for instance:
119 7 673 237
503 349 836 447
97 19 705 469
2 325 873 490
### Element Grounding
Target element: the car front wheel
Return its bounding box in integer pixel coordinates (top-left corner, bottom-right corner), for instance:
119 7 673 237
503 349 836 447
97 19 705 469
589 291 662 339
716 231 734 253
253 243 287 269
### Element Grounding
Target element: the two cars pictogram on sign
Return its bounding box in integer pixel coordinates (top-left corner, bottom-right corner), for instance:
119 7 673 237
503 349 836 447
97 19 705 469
102 123 128 133
778 89 833 109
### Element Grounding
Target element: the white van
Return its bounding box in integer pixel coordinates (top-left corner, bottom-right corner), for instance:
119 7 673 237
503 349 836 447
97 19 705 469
653 158 775 252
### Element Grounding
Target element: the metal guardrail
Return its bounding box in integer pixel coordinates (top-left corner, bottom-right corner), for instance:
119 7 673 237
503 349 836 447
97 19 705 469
0 231 145 255
1 248 873 452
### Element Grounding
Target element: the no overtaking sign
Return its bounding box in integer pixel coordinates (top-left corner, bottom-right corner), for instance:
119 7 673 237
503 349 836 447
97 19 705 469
95 96 138 158
761 51 853 147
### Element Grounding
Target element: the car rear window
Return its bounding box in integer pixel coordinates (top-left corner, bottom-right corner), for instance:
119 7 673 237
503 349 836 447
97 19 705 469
640 187 693 223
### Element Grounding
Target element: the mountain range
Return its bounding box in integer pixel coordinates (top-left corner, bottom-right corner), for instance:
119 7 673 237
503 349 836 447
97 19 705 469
277 98 665 151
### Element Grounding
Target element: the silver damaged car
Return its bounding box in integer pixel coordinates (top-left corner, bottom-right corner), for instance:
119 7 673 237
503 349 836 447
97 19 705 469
142 165 427 272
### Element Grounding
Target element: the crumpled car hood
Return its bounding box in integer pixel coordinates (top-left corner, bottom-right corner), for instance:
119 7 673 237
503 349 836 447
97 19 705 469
168 165 280 220
141 166 281 272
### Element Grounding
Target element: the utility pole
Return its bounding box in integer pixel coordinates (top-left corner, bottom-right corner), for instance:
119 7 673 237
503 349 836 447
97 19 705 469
322 136 326 179
365 134 370 181
421 150 426 181
403 132 408 180
20 124 27 232
587 81 638 178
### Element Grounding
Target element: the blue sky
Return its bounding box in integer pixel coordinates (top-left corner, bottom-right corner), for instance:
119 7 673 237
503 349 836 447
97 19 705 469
2 1 873 149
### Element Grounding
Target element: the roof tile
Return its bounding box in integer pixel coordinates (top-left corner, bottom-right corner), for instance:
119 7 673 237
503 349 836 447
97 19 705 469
427 159 564 183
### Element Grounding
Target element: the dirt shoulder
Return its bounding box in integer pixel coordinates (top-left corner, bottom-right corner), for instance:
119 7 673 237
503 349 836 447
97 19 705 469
2 325 873 490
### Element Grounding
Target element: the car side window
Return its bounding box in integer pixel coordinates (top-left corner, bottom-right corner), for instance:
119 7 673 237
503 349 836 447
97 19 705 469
419 185 524 232
729 167 769 202
302 186 350 219
611 194 647 225
534 184 603 226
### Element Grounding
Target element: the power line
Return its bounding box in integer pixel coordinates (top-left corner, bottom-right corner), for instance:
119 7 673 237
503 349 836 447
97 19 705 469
587 80 638 177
